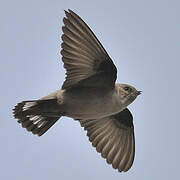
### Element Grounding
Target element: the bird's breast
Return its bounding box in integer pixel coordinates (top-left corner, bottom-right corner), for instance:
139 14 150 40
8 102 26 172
61 88 124 119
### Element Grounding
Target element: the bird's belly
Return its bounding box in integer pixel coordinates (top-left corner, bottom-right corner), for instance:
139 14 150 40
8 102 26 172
62 91 122 119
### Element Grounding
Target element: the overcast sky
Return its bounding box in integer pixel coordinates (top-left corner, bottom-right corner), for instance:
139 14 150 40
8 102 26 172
1 0 180 179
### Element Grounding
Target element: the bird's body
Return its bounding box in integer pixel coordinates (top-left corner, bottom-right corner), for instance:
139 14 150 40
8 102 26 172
13 9 141 172
62 89 115 119
38 85 123 120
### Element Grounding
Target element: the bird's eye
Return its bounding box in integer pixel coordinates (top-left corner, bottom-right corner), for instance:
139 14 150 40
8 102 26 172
124 87 131 91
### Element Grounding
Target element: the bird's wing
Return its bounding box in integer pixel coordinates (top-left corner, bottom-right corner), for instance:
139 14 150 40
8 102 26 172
61 9 117 90
79 108 135 172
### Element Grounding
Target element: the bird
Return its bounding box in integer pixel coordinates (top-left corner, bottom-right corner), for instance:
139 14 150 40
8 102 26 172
13 9 141 172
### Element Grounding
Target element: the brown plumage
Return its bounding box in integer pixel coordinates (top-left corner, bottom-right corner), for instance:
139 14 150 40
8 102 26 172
13 9 141 172
79 108 135 172
61 9 117 89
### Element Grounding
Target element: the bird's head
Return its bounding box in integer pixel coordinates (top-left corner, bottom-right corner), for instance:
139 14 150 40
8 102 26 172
116 83 141 107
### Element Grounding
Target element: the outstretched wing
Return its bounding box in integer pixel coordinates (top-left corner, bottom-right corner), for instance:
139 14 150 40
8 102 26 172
79 108 135 172
61 9 117 90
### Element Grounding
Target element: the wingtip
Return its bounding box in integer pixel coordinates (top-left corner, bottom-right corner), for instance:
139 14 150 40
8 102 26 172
64 10 69 16
64 9 74 16
68 9 73 13
65 9 77 17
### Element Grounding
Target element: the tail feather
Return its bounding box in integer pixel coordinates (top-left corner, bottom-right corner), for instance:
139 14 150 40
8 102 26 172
13 99 61 136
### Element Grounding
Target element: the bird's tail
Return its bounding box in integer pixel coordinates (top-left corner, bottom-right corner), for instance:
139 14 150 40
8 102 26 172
13 99 62 136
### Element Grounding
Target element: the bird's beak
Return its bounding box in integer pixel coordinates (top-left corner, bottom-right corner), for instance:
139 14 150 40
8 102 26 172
137 91 142 95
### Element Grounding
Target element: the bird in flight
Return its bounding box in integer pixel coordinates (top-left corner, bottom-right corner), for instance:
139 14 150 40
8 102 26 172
13 9 141 172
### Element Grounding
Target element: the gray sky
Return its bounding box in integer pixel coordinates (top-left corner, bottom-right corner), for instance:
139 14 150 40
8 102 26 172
1 0 180 179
